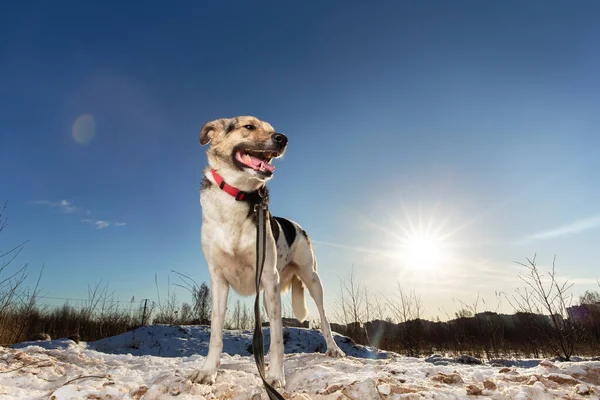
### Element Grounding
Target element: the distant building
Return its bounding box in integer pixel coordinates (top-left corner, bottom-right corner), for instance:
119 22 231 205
567 303 600 323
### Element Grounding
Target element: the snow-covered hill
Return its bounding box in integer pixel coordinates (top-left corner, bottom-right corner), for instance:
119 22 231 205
2 325 600 399
88 324 391 359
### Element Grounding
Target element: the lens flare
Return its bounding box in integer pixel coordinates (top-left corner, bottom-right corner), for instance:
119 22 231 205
72 114 96 144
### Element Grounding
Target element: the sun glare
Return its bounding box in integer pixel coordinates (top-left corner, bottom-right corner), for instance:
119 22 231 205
401 233 445 271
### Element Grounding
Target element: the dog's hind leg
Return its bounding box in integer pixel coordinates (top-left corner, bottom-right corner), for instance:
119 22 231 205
293 247 345 357
188 274 229 385
298 268 345 357
291 275 308 322
292 231 345 357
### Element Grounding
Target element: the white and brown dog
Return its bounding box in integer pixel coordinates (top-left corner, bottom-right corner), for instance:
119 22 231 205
189 116 344 388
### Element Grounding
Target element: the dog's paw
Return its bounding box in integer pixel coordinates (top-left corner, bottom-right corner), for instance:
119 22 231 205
325 347 345 358
266 373 286 389
188 369 217 385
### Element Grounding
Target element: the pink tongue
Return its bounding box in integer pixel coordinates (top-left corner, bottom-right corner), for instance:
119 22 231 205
246 154 275 173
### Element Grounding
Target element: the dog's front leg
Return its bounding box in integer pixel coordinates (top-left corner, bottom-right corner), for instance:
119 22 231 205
189 274 229 385
262 259 285 388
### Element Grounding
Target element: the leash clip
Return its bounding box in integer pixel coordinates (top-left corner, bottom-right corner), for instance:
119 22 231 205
254 187 268 212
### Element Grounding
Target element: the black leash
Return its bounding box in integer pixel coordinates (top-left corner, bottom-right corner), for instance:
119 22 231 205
253 198 286 400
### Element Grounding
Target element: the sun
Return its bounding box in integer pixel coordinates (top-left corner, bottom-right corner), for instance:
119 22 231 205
348 200 459 273
400 232 446 271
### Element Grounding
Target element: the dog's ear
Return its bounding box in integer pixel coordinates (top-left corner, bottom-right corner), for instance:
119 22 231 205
199 118 228 145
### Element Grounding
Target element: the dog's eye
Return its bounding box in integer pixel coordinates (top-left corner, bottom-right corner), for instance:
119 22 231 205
243 124 256 131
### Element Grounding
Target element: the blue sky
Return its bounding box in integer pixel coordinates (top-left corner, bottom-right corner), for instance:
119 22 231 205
1 1 599 321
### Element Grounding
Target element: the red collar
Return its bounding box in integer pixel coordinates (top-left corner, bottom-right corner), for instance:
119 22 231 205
211 169 263 201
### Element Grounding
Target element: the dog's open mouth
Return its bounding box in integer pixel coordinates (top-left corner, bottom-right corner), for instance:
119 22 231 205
234 149 277 174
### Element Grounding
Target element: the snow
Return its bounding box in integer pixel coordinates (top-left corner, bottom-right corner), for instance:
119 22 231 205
2 325 600 399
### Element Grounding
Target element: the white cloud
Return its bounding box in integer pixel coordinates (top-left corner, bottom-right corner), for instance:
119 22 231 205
522 214 600 243
31 199 78 213
32 199 126 230
81 219 126 230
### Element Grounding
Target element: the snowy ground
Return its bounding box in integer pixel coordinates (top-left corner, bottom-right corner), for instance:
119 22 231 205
2 325 600 399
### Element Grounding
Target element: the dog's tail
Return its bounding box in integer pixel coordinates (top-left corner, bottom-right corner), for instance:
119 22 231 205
291 274 308 323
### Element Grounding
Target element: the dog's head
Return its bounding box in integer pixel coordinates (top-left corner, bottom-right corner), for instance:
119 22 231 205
199 116 287 182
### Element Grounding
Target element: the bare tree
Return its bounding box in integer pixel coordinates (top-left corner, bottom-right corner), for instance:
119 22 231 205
196 281 210 324
368 291 387 322
153 273 180 324
180 302 192 323
227 299 241 329
0 201 30 317
240 302 254 330
507 254 581 360
384 281 423 356
453 292 482 317
171 270 211 325
386 281 422 323
332 266 369 343
579 290 600 305
0 201 44 344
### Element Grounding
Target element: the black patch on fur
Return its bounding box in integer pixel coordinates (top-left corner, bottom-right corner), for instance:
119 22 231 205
270 215 280 243
273 217 296 247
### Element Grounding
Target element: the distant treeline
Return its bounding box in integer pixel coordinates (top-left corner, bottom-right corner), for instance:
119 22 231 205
329 307 600 361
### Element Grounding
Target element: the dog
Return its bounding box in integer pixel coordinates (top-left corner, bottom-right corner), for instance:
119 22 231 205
189 116 345 388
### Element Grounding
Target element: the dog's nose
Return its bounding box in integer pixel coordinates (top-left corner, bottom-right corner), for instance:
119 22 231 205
271 133 287 147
